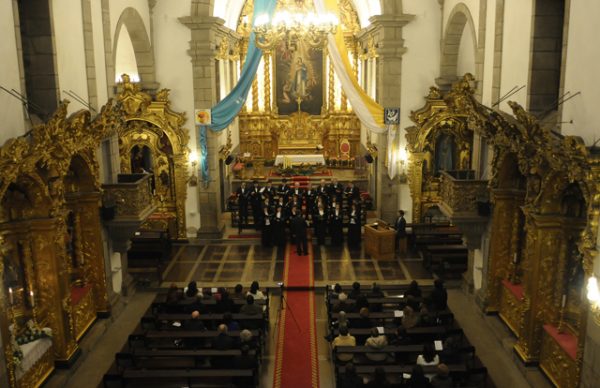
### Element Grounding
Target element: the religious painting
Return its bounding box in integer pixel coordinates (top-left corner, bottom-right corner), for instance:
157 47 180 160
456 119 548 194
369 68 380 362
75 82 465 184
434 133 456 174
275 40 323 116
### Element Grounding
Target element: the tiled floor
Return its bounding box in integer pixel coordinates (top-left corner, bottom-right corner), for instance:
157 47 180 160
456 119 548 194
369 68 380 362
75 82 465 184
160 241 433 288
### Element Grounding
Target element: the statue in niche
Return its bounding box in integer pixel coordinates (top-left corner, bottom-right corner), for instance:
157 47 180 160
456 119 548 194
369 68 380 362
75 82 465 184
434 133 456 174
130 145 153 174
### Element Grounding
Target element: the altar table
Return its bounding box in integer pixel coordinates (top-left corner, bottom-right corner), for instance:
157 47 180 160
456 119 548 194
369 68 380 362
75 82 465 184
274 154 325 166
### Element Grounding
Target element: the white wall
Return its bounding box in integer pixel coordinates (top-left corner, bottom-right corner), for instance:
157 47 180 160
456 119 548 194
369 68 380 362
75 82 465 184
561 0 600 146
91 0 109 105
456 23 476 77
53 0 89 114
152 0 200 235
114 28 139 82
443 0 480 42
109 0 151 43
399 0 442 222
0 0 26 142
481 0 496 106
498 0 533 112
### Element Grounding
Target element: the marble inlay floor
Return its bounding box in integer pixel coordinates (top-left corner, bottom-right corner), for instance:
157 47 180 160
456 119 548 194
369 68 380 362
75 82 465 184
160 241 433 288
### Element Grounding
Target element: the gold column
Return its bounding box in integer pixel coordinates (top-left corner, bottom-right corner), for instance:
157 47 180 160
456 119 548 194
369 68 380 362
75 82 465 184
263 53 271 113
328 56 335 113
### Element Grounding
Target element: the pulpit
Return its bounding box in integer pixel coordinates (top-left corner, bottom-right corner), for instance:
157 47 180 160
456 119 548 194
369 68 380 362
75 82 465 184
364 221 396 260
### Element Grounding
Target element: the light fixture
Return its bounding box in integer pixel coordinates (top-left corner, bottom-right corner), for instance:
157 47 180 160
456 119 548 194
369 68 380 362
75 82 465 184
397 147 409 182
253 11 339 50
188 150 199 187
587 275 600 324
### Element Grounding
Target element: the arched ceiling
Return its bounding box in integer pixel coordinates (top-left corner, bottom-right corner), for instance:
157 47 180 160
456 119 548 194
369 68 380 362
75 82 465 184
213 0 381 30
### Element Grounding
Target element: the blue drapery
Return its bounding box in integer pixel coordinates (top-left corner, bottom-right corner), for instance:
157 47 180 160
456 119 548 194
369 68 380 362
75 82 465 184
198 0 277 181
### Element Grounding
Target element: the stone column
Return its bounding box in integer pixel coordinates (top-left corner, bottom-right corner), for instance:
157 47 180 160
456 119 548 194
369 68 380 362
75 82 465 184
180 13 228 238
366 9 413 223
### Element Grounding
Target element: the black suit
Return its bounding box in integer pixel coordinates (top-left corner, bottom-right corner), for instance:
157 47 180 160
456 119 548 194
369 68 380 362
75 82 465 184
236 187 250 227
344 185 360 206
329 209 344 246
347 209 361 249
261 209 273 247
212 333 235 350
312 208 328 245
249 186 262 229
291 214 308 255
272 212 287 247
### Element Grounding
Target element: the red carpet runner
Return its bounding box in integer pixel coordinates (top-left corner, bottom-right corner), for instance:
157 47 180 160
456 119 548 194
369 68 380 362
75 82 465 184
273 243 320 388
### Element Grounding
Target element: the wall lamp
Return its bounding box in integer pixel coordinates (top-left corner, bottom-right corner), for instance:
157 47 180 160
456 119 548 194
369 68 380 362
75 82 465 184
587 275 600 324
188 150 199 187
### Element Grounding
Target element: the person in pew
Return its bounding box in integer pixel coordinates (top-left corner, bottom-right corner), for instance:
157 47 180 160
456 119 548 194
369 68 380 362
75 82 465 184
331 310 349 331
338 362 364 388
365 367 391 388
184 281 202 298
407 365 433 388
233 284 245 299
430 364 453 388
332 324 356 363
239 329 257 350
164 283 182 313
349 282 362 299
417 343 440 381
246 281 266 300
333 293 352 313
354 294 370 313
212 324 235 350
240 295 263 316
391 326 414 346
232 345 257 388
439 336 462 365
427 279 448 311
401 306 420 330
216 289 235 313
223 312 240 331
368 283 385 299
184 310 206 349
365 327 389 363
406 295 421 312
352 307 374 331
330 283 345 300
405 280 422 298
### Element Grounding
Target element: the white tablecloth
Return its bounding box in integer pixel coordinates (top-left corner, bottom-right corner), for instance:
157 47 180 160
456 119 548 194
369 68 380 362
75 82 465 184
16 337 52 379
274 154 325 166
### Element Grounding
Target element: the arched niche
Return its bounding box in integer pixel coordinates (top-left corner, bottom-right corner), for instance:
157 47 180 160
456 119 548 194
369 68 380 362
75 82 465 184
439 3 478 92
116 75 189 240
112 7 155 89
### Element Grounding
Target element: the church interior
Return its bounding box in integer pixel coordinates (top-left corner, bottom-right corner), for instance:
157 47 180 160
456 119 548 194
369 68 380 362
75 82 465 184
1 0 600 387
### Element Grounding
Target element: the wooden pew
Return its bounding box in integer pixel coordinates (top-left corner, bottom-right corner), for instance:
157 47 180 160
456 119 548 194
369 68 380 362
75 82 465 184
120 368 256 388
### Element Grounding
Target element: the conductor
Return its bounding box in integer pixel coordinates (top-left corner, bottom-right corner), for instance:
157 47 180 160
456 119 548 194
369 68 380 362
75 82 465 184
291 213 309 256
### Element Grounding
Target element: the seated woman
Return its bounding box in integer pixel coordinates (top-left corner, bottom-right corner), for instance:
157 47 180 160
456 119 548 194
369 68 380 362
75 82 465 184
365 327 389 363
246 280 266 300
405 280 422 298
417 343 440 381
401 305 420 330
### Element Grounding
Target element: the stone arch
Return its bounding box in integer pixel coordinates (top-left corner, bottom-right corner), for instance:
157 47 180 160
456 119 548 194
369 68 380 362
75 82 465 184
112 7 155 90
438 3 478 91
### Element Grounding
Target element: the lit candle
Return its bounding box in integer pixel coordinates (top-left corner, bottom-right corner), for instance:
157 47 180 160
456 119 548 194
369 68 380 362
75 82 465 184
561 294 566 308
30 290 35 308
8 288 13 305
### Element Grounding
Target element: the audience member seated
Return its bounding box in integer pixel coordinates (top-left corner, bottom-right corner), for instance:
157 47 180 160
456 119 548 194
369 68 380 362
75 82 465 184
247 280 266 300
354 294 370 313
349 281 362 299
164 283 182 313
407 365 433 388
331 283 346 300
405 280 422 298
333 293 351 313
406 295 421 312
368 283 384 298
365 327 389 363
332 324 356 363
240 295 263 316
417 343 440 380
223 312 240 331
428 279 448 311
212 324 235 350
352 307 373 330
401 306 420 330
439 336 462 364
216 289 235 313
332 310 348 330
240 329 257 350
233 345 257 388
184 280 202 298
339 362 364 388
365 366 391 388
233 283 245 299
430 363 453 388
184 310 206 348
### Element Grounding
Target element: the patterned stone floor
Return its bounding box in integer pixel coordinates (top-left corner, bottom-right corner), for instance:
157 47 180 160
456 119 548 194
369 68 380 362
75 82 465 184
160 241 433 288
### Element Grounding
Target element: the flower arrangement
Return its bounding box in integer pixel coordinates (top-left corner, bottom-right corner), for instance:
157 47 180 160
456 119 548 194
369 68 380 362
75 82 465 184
16 320 52 346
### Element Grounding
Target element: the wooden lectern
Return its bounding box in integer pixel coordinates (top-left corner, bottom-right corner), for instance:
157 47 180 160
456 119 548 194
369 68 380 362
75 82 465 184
364 221 396 260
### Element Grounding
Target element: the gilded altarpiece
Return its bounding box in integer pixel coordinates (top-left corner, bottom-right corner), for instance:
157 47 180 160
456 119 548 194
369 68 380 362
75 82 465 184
0 98 121 387
405 87 474 222
116 77 189 240
234 0 362 162
440 75 597 386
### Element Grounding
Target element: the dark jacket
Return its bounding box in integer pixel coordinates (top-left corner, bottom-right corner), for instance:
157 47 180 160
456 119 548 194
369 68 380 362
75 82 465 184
212 333 235 350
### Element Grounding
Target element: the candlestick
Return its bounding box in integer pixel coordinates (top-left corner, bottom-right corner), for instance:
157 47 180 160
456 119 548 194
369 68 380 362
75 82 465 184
8 287 13 305
30 290 35 308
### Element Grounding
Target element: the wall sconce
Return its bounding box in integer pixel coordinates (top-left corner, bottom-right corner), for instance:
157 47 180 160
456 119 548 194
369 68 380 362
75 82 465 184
397 147 409 183
587 275 600 324
188 150 198 187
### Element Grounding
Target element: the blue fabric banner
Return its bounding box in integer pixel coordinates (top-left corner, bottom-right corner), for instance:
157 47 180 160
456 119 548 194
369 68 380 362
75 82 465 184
198 0 277 182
